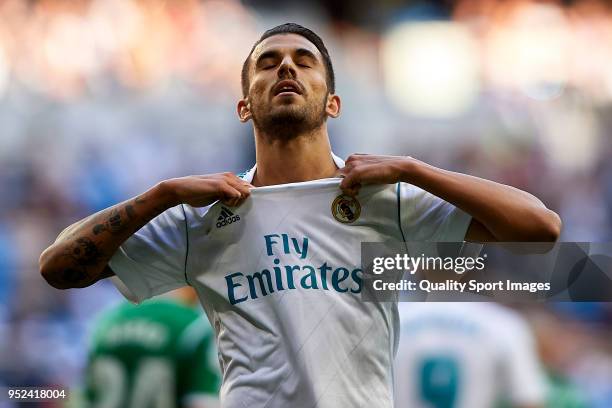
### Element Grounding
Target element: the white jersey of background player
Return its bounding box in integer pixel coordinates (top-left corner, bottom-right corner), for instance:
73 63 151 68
395 303 546 408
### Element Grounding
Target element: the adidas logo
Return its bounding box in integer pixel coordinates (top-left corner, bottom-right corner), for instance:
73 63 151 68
216 207 241 228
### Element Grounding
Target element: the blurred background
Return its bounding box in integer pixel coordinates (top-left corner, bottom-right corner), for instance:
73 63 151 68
0 0 610 406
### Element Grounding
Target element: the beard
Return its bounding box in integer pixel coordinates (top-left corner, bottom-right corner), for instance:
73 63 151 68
250 93 327 142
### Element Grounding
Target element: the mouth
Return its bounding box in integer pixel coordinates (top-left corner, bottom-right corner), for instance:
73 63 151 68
273 80 302 97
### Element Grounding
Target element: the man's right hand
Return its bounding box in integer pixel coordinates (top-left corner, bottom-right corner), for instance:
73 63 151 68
39 172 252 290
164 172 252 208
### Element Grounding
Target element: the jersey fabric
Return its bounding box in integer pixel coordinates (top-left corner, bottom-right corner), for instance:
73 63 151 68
394 303 546 408
84 299 220 408
108 154 471 408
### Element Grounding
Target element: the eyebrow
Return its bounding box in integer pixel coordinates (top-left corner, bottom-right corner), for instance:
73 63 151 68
255 48 319 66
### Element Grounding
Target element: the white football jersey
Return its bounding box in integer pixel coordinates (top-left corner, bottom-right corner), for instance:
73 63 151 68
109 155 471 408
395 303 546 408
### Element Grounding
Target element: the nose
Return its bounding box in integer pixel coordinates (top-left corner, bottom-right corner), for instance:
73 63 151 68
277 55 297 79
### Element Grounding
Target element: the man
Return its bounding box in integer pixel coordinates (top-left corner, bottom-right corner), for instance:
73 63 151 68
39 23 561 407
394 303 546 408
83 287 220 408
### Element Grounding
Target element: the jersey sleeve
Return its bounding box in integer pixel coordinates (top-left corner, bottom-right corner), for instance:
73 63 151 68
398 182 472 242
503 317 547 406
108 205 189 303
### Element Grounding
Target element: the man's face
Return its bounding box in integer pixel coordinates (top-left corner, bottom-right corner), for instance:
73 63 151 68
238 33 339 140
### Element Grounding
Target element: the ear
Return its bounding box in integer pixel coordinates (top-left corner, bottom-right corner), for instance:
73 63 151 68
325 94 341 118
237 97 252 122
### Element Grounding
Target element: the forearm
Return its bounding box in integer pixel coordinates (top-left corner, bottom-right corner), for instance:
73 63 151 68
401 159 562 241
39 182 176 289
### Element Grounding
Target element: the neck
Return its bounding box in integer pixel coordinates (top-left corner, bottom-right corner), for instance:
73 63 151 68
252 125 338 186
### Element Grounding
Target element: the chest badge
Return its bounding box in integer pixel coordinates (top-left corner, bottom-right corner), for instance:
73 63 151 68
331 194 361 223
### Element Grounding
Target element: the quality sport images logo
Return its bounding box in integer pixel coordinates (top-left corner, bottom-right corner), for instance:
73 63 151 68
216 207 241 228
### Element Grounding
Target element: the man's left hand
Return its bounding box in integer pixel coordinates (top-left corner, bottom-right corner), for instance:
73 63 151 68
337 154 413 196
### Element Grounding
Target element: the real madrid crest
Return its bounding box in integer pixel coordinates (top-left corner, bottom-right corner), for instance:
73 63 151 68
331 194 361 223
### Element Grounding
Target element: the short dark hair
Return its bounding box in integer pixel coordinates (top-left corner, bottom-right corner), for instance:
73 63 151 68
241 23 335 97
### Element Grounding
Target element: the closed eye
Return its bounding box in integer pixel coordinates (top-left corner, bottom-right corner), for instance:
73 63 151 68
256 53 279 70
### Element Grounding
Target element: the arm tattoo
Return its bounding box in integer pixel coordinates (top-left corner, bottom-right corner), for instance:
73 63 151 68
125 204 136 219
92 224 106 235
45 190 169 289
66 237 102 266
52 237 103 287
92 205 137 236
50 193 169 287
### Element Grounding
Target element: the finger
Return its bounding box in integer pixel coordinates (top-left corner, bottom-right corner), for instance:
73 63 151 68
339 168 361 189
219 184 242 200
341 183 361 197
346 153 368 163
222 182 254 207
341 166 366 195
229 174 254 188
337 163 354 178
234 184 251 198
340 178 354 192
227 178 252 198
233 190 250 206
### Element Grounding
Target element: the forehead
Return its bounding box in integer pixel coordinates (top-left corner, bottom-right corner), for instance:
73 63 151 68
251 33 322 62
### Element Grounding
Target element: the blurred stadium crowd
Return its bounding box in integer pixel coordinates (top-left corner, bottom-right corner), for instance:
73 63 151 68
0 0 611 406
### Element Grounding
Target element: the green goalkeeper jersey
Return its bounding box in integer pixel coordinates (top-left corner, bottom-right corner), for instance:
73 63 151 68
84 299 220 408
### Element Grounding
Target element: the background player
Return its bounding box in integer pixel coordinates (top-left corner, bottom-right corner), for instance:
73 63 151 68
394 302 546 408
83 287 220 408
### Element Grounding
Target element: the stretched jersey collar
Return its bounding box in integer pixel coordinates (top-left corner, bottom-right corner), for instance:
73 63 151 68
240 152 345 184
